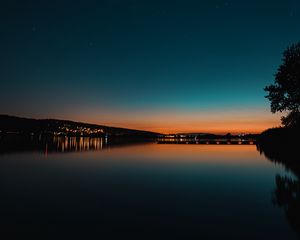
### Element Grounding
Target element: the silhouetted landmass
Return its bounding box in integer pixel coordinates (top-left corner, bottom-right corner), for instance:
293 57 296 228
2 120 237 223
260 42 300 237
0 114 159 138
258 127 300 237
258 127 299 181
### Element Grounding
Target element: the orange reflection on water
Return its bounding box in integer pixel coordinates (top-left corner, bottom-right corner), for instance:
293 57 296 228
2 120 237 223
48 137 266 167
80 143 265 166
53 136 103 152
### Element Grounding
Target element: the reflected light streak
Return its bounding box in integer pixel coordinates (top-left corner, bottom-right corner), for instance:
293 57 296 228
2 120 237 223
53 137 104 152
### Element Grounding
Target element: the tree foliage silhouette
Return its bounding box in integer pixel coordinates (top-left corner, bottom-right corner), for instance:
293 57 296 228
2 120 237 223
264 42 300 127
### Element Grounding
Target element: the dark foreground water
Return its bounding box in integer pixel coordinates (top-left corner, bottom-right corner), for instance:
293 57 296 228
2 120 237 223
0 136 299 239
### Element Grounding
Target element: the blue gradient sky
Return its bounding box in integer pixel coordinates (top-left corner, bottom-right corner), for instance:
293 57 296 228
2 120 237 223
1 0 300 133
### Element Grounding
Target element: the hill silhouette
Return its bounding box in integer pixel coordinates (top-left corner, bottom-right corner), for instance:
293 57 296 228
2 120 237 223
0 115 159 137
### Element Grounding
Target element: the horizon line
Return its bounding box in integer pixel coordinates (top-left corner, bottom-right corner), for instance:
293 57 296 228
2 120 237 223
0 113 276 135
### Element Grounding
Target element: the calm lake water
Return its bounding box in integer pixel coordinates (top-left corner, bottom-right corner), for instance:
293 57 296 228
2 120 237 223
0 137 299 239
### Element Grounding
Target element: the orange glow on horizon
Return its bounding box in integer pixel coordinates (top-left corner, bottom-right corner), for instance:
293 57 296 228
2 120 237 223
53 108 281 134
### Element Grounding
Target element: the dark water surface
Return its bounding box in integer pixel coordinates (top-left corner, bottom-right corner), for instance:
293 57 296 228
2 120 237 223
0 137 299 239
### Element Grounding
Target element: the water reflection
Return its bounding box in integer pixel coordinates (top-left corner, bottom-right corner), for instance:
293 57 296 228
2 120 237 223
0 135 299 239
258 143 300 237
53 136 103 152
0 135 151 155
273 175 300 236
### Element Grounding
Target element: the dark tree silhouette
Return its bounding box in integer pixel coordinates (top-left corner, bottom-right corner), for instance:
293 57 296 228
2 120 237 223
264 42 300 128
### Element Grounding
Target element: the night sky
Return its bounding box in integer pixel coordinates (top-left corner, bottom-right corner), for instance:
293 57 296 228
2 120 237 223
1 0 300 133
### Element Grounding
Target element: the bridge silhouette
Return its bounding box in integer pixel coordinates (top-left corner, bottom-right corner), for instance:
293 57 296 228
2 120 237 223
157 139 256 145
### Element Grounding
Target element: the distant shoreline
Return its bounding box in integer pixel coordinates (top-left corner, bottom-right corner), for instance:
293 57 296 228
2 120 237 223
0 114 260 139
0 114 159 138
